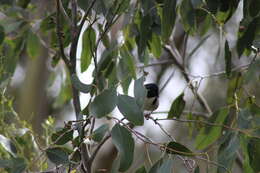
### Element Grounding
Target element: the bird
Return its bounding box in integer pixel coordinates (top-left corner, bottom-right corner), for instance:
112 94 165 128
144 83 159 111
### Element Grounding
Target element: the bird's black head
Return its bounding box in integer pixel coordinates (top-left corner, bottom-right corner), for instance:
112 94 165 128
144 83 159 98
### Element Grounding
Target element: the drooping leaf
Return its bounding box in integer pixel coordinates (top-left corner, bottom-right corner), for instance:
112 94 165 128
238 109 252 130
168 93 186 118
138 14 152 57
226 72 243 104
81 26 96 72
111 124 134 172
161 0 176 41
217 132 240 173
0 135 17 157
180 0 196 34
225 40 232 77
120 45 136 78
195 108 229 150
45 147 70 165
149 33 162 58
166 141 193 156
248 138 260 172
134 76 147 108
89 88 117 118
92 124 109 142
237 17 259 57
240 135 254 173
51 128 73 145
26 31 41 58
71 74 92 93
117 94 144 126
78 0 90 10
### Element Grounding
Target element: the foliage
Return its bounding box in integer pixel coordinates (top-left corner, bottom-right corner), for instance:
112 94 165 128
0 0 259 173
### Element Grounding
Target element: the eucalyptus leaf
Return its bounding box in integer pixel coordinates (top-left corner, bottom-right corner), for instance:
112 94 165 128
117 94 144 126
162 0 176 41
168 93 186 118
89 88 117 118
111 124 134 172
134 76 147 108
81 26 96 72
71 74 92 93
195 108 229 150
46 147 70 165
166 141 193 156
26 31 41 58
92 124 109 142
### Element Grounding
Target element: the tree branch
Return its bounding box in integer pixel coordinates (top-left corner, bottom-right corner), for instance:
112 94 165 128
55 0 71 67
164 45 213 115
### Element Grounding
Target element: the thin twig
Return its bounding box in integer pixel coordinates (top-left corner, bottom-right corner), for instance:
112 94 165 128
155 118 260 139
164 45 213 115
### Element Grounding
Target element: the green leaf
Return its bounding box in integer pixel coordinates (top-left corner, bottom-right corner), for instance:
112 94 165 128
136 166 147 173
240 135 254 173
51 128 73 145
168 93 186 118
237 17 259 57
249 0 260 17
0 159 12 168
10 158 27 173
225 41 232 77
162 0 176 42
81 27 96 72
0 135 17 157
0 158 27 173
26 31 41 58
117 94 144 126
71 74 92 93
248 138 260 172
238 109 252 130
78 0 90 10
217 132 240 173
45 147 69 165
244 59 260 84
195 166 200 173
111 124 134 172
138 15 152 57
180 0 196 34
134 76 147 108
166 141 193 156
149 33 162 58
0 25 5 45
195 108 229 150
120 45 136 78
89 88 117 118
92 124 109 142
226 73 243 104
